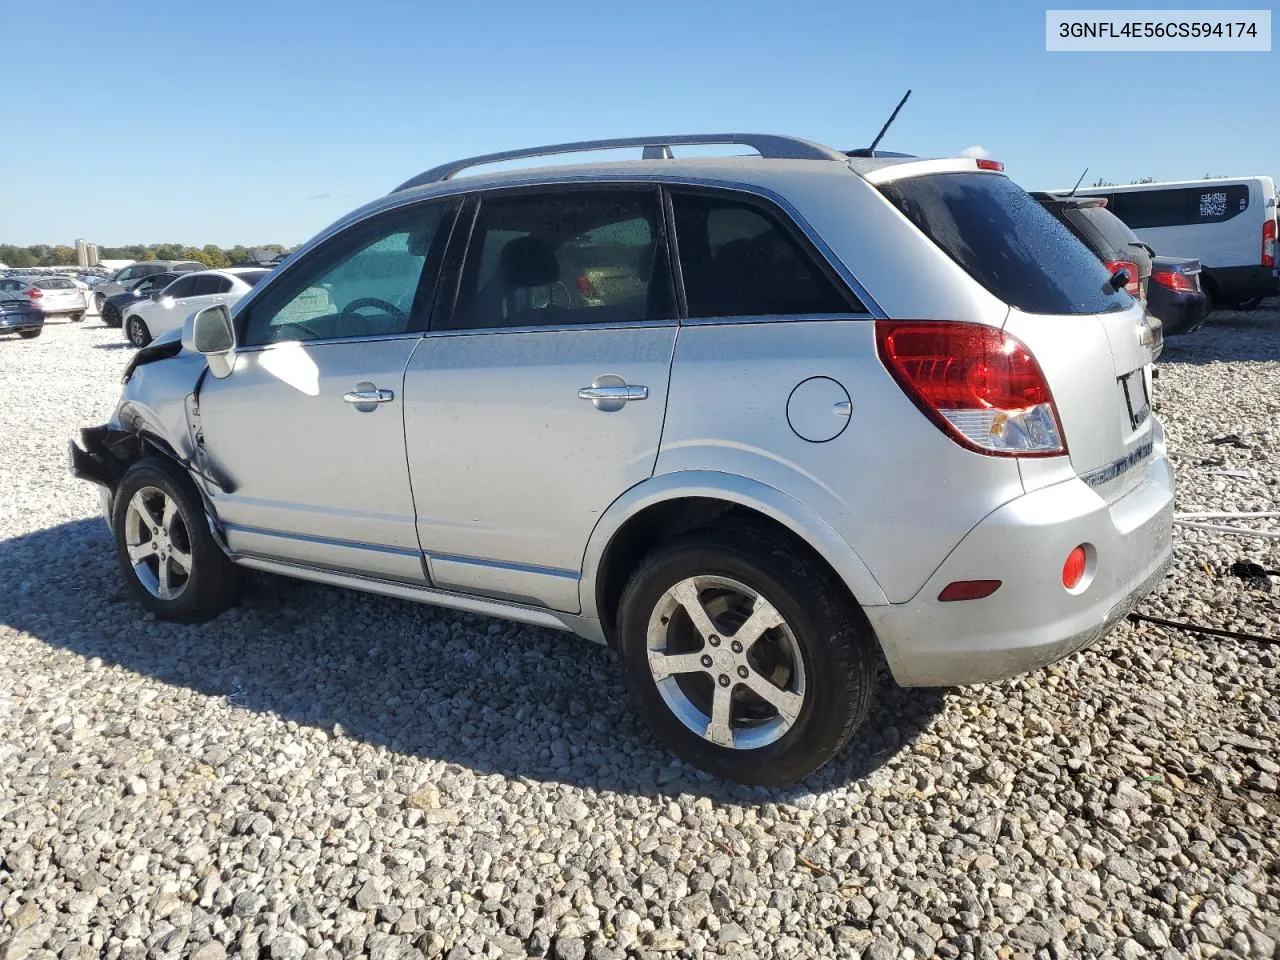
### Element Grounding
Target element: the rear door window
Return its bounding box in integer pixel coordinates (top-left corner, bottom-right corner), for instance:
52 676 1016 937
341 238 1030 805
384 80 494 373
192 275 233 296
670 191 860 319
879 173 1130 315
164 276 200 298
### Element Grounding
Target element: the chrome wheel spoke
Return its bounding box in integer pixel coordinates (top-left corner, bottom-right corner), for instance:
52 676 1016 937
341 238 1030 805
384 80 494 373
129 490 161 529
732 595 785 651
705 683 735 748
156 558 174 599
670 579 719 641
169 546 193 574
741 671 803 723
161 495 177 535
648 650 709 681
127 540 157 564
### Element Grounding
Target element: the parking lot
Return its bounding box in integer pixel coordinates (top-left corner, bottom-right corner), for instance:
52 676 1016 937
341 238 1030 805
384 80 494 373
1 310 1278 959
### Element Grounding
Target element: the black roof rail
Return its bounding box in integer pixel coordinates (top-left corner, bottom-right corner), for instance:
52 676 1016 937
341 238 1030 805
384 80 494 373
391 134 847 193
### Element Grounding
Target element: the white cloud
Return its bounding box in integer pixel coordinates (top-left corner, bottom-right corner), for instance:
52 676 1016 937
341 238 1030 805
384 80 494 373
959 145 989 159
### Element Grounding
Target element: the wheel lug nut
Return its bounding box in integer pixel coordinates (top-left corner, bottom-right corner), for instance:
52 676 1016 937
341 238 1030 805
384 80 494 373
731 640 743 654
700 655 713 668
708 635 720 646
718 675 730 687
737 666 748 679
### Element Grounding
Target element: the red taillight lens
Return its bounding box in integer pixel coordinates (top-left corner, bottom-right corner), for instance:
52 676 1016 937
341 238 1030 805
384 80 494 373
975 159 1005 172
1062 546 1088 590
938 579 1002 602
575 274 597 298
1104 260 1142 298
25 287 42 300
1151 270 1195 293
1263 218 1276 268
875 320 1066 457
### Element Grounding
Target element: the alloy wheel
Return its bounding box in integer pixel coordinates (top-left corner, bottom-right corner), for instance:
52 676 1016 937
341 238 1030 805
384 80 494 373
122 486 193 600
645 575 806 750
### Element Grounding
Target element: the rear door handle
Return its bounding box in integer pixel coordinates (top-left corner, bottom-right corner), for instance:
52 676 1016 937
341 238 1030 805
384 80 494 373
577 385 648 402
343 388 394 404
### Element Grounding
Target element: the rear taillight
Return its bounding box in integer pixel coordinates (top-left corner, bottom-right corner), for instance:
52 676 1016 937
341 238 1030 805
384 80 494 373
875 320 1066 457
1151 270 1195 293
575 274 597 298
1263 218 1276 268
1104 260 1142 297
24 287 42 300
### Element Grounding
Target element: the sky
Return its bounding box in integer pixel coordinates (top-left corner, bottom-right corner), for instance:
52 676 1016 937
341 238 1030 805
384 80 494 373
1 1 1274 248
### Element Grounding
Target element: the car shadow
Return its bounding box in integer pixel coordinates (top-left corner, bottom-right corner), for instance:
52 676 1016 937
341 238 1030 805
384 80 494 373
1160 300 1279 365
0 518 947 801
91 342 132 350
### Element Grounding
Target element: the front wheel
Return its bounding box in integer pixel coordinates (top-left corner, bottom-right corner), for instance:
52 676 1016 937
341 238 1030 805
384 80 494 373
18 329 42 339
94 293 105 313
111 457 240 622
102 302 122 327
617 528 875 785
126 316 151 347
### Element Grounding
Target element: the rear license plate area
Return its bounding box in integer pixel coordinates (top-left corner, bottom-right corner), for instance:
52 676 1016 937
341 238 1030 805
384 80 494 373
1120 369 1150 430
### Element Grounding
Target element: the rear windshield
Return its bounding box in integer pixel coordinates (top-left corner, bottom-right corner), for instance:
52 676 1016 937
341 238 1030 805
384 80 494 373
879 172 1131 315
237 269 271 287
1074 204 1143 252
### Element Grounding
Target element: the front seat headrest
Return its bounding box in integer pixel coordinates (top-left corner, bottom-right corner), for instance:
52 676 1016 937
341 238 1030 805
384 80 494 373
500 236 560 289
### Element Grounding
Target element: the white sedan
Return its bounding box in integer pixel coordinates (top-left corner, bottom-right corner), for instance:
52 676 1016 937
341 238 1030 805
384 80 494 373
123 268 271 347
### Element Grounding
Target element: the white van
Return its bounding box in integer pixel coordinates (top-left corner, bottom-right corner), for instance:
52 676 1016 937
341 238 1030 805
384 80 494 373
1071 177 1278 307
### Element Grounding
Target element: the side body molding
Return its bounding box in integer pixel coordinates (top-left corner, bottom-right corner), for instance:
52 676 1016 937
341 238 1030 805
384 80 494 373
578 470 891 624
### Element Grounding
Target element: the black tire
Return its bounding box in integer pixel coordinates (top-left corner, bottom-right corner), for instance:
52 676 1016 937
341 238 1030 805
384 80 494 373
1236 297 1263 310
18 329 42 339
616 526 875 785
70 311 85 322
103 302 122 327
126 315 151 347
111 456 240 623
94 293 105 313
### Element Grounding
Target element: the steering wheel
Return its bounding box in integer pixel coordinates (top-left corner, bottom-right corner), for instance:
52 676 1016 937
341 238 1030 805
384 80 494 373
342 297 407 322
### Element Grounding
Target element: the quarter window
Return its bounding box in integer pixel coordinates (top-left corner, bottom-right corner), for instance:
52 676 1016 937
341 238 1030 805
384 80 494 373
240 201 456 346
444 189 674 332
670 192 859 319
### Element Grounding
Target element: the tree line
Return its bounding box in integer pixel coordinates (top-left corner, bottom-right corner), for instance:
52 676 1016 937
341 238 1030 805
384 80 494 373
0 243 294 269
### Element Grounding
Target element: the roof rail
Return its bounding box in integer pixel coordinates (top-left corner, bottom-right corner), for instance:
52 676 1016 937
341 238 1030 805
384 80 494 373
391 134 847 193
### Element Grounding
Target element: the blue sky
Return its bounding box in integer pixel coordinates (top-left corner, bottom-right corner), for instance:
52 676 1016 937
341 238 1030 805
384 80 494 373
2 1 1274 247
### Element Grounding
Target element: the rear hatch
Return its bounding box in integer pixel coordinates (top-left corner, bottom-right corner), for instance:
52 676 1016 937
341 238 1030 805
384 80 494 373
876 168 1157 502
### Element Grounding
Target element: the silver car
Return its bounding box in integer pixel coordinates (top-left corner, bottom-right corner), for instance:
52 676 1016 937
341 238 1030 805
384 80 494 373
70 134 1174 784
94 260 205 311
0 275 86 320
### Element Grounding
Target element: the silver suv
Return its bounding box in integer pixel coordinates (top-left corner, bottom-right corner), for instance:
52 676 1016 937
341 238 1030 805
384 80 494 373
71 134 1174 784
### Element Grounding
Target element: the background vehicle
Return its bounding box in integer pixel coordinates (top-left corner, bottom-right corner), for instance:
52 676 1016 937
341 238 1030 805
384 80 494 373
122 268 270 346
72 134 1172 785
96 260 204 309
0 291 44 339
1147 256 1209 336
101 271 181 328
0 275 86 321
1071 177 1279 308
1033 192 1162 357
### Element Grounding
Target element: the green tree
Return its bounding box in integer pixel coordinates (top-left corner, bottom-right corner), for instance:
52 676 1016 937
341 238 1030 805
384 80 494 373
1091 178 1117 187
50 245 78 266
202 244 230 268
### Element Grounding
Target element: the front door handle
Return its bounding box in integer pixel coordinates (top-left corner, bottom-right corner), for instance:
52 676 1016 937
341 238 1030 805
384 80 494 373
343 388 394 404
578 374 648 412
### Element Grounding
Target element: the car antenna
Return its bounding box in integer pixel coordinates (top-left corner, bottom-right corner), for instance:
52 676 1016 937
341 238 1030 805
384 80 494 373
1065 166 1089 197
865 89 912 158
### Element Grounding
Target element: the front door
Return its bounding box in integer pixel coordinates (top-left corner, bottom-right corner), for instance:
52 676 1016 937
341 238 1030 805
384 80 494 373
195 199 458 582
403 186 679 611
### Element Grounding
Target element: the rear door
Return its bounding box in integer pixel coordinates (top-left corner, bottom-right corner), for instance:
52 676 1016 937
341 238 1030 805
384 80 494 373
402 186 678 611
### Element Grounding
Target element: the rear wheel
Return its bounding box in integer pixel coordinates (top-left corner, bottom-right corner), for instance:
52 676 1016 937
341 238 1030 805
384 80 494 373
18 329 41 339
617 527 875 785
103 302 122 327
111 457 240 622
69 311 85 322
126 316 151 347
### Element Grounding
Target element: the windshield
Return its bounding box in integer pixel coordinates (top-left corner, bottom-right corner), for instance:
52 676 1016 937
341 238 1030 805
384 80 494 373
879 172 1132 315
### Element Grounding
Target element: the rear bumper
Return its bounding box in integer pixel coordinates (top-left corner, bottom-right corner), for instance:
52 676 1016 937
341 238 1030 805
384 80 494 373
1204 265 1279 304
1148 287 1209 336
0 313 43 331
866 435 1174 687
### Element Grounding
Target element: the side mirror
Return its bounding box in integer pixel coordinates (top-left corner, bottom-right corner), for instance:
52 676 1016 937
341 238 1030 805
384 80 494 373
188 304 236 379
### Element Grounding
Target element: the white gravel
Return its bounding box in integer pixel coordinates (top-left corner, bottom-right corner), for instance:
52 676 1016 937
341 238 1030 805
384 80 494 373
1 308 1278 960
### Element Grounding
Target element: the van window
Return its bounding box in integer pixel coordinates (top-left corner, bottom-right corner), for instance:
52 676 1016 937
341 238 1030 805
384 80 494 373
880 172 1131 315
1109 185 1250 229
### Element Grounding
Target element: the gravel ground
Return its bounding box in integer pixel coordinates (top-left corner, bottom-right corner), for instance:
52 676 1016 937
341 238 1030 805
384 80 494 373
1 307 1278 960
